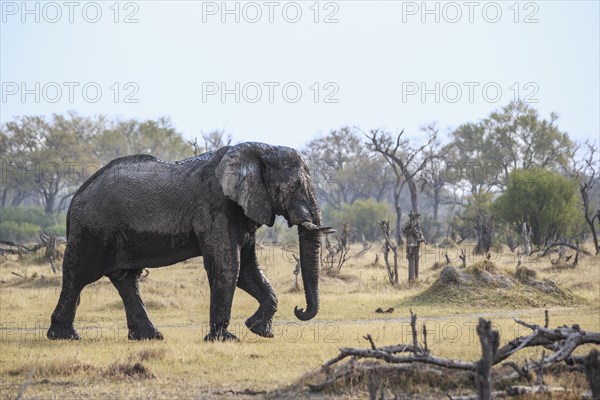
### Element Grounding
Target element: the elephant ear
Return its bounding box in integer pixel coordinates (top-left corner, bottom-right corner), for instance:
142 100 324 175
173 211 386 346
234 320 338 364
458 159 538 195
216 144 273 225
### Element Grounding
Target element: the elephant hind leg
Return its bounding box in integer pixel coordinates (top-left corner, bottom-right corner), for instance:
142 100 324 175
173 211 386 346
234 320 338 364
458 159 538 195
109 269 163 340
47 284 84 340
48 251 86 340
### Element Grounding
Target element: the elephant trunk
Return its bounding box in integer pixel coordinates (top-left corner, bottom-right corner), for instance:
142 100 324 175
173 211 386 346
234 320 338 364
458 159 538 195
294 226 321 321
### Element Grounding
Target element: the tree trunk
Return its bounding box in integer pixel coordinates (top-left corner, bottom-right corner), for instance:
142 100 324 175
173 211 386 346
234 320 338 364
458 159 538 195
406 180 421 277
44 197 55 214
393 181 403 245
475 217 494 255
1 187 8 207
521 222 531 256
379 220 398 285
407 179 419 214
581 184 600 255
585 349 600 399
431 189 441 241
403 211 424 282
476 319 499 400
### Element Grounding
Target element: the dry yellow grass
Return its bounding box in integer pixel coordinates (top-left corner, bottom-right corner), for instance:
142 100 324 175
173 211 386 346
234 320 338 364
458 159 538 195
0 241 598 398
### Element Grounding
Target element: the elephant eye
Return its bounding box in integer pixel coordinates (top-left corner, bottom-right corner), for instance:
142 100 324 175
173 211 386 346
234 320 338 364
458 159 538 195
284 179 298 192
290 180 303 194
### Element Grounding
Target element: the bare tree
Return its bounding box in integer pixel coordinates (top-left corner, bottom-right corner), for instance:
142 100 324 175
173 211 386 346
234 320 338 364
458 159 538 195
367 129 435 280
378 219 399 284
321 224 369 276
420 126 454 241
202 130 232 152
303 127 394 210
402 211 425 281
563 141 599 254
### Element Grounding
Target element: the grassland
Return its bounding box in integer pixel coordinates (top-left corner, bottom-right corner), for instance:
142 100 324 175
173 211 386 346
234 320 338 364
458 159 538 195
0 241 598 399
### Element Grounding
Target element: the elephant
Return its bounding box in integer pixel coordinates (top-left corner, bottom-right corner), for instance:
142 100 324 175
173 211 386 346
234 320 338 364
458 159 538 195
47 142 334 342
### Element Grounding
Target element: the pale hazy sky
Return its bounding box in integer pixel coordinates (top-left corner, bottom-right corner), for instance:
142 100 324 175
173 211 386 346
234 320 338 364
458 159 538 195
1 1 599 149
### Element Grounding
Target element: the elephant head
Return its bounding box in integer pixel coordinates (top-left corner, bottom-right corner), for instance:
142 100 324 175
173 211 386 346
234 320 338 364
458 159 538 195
216 142 333 321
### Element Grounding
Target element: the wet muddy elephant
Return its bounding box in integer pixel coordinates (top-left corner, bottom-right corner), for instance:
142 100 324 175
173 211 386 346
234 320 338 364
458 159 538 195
47 142 333 341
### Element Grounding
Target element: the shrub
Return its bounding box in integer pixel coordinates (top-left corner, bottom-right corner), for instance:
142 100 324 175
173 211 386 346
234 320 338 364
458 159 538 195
495 169 582 246
0 221 40 242
0 206 66 242
324 199 392 241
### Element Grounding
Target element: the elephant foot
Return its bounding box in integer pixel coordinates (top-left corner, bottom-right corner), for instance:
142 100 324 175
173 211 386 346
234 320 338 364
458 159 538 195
203 330 239 342
47 324 81 340
128 326 164 340
245 316 274 338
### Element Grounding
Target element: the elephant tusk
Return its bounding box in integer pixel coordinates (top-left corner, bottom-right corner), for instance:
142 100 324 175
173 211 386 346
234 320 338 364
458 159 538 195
320 226 336 235
301 221 336 234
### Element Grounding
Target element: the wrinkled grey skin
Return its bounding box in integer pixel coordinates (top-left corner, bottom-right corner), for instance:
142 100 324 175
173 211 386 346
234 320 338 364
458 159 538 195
47 142 328 342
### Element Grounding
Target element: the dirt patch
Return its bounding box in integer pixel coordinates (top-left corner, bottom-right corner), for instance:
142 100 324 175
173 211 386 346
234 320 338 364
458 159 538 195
103 362 155 380
8 358 96 378
570 281 595 291
137 348 166 362
438 265 461 285
144 299 180 310
407 263 579 308
515 266 537 281
544 259 577 271
327 273 358 283
3 274 62 289
430 261 448 270
102 298 179 311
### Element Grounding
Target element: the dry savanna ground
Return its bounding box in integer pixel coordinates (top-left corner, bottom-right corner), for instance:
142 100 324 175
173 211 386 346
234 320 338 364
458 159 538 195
0 240 598 399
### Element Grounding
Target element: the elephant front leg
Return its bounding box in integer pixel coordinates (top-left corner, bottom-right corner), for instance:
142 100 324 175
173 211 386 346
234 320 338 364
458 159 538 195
238 270 277 338
237 255 278 338
203 252 240 342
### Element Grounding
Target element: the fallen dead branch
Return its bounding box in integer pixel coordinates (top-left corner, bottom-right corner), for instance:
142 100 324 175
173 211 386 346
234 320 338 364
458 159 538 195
321 224 369 276
1 232 66 273
16 367 35 400
313 310 599 398
540 241 591 257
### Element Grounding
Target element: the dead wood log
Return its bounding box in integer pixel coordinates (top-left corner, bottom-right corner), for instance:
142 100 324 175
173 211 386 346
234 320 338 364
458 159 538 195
476 318 500 400
15 367 35 400
492 317 600 366
410 309 419 351
354 243 372 259
584 349 600 399
315 311 599 396
541 241 591 257
511 318 600 364
506 385 566 395
458 247 466 268
323 347 476 371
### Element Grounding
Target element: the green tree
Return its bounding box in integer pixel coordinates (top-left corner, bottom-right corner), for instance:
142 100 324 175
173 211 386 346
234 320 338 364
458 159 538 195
495 168 582 246
450 101 575 193
324 199 391 241
453 192 495 254
1 113 101 213
94 117 193 163
0 206 66 241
